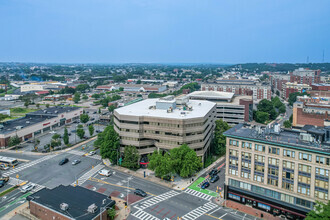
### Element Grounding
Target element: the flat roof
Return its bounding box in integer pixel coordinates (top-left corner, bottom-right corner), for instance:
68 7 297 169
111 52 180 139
115 98 216 119
27 106 80 117
27 185 115 220
188 91 235 100
224 124 330 155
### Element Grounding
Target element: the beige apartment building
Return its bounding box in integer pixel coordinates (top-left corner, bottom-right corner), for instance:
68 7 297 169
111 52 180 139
114 96 216 162
224 123 330 219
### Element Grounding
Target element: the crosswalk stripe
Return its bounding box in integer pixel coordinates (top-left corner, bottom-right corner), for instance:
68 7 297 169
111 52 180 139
184 188 213 201
3 154 57 176
132 210 159 220
8 177 46 193
182 202 218 220
71 163 104 186
68 149 102 160
137 190 180 210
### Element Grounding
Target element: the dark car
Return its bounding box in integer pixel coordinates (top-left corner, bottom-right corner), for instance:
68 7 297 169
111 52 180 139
0 180 7 188
210 175 219 183
96 130 101 133
209 169 218 177
83 136 88 139
201 182 210 189
134 189 147 197
59 158 69 165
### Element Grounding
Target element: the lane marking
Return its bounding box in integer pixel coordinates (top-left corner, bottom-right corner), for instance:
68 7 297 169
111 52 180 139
205 213 222 220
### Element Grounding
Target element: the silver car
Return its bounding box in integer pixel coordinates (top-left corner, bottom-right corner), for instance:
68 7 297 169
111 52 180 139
20 183 35 193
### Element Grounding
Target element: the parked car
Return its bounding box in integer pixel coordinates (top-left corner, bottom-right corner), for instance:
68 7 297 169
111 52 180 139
59 158 69 165
91 118 95 121
210 175 219 183
201 182 210 189
83 136 88 139
0 164 9 170
209 169 218 177
96 130 101 133
88 151 96 156
26 140 34 143
98 169 111 177
134 189 147 197
49 131 56 134
72 159 81 165
20 183 35 193
68 133 72 136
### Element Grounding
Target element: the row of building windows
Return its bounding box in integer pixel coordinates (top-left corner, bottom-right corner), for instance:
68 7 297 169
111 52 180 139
229 139 330 165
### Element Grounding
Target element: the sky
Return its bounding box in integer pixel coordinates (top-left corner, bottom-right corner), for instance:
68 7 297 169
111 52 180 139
0 0 330 64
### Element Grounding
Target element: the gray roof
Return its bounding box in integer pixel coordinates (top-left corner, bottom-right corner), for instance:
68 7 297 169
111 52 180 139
27 185 115 220
27 106 80 117
224 124 330 155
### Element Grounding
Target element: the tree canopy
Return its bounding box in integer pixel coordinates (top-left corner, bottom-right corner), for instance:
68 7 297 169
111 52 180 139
306 201 330 220
122 146 139 169
212 119 230 156
80 114 89 123
95 125 120 164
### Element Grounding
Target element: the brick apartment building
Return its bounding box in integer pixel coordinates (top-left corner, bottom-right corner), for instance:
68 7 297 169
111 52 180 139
293 101 330 127
201 80 271 101
282 82 311 99
270 74 290 94
307 83 330 98
290 68 321 86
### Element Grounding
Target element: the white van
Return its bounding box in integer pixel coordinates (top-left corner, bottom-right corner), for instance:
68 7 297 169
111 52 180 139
98 169 111 177
20 183 35 193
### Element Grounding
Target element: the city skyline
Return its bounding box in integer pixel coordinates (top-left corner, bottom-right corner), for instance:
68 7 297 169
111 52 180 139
1 0 330 63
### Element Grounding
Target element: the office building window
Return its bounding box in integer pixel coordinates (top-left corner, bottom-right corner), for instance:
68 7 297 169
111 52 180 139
282 170 294 180
299 152 312 162
268 167 279 176
241 171 251 179
298 175 311 184
298 185 310 196
268 157 279 166
254 174 264 183
229 139 239 147
255 164 265 172
229 168 238 176
242 142 252 149
282 182 294 191
242 152 251 159
283 161 295 169
242 161 251 169
315 180 329 189
255 144 265 152
239 182 252 191
315 191 328 200
299 164 311 173
316 168 329 177
296 198 312 208
316 156 326 165
267 177 278 186
283 149 295 158
255 155 265 163
280 194 294 204
269 146 279 155
229 158 238 166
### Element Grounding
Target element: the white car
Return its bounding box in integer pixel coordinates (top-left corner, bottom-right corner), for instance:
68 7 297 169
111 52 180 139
98 169 111 177
0 164 9 170
88 151 96 156
20 183 35 193
49 131 56 134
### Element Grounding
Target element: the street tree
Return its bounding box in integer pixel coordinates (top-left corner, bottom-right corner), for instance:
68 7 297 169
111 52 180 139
95 125 119 164
63 127 69 145
88 124 94 136
255 111 269 124
0 113 9 122
279 105 286 114
36 103 40 108
8 135 21 147
80 114 89 123
77 125 85 139
82 94 88 100
212 119 230 156
148 151 173 178
73 92 81 103
46 103 50 108
284 120 292 128
24 101 29 108
51 133 62 148
306 201 330 219
122 146 139 169
108 105 116 113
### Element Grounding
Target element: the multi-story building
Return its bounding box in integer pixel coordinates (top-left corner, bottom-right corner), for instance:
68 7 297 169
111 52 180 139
282 82 311 99
114 96 216 162
44 94 73 101
270 74 290 95
292 101 330 127
201 80 271 101
307 83 330 98
96 84 167 93
224 123 330 219
0 106 82 147
187 91 253 126
290 68 321 86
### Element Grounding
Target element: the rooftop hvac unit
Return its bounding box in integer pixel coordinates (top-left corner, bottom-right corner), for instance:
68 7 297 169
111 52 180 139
87 204 98 213
60 203 69 211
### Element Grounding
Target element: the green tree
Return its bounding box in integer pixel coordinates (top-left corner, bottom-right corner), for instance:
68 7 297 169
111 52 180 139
148 150 173 179
288 92 309 106
80 114 89 123
255 111 269 124
289 114 293 123
122 146 139 169
77 125 85 139
108 105 116 113
0 114 9 122
306 201 330 220
82 94 88 100
283 120 292 128
88 124 94 136
136 79 141 84
8 135 21 147
279 105 286 114
212 119 230 156
107 206 116 220
76 84 90 92
46 103 50 108
92 93 100 99
119 87 124 91
36 103 40 108
73 92 81 103
24 101 29 108
95 125 120 164
63 127 69 145
51 133 62 147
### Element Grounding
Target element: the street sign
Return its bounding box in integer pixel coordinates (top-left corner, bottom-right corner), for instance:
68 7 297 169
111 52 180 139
16 174 19 178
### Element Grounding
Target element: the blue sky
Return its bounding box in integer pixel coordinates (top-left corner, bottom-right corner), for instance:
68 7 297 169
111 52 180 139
0 0 329 63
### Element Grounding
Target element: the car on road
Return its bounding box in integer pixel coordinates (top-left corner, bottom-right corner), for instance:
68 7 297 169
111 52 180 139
72 159 81 165
201 182 210 189
209 168 218 177
88 151 96 156
20 183 35 193
210 175 219 183
59 158 69 165
98 169 111 177
0 164 9 170
49 131 56 134
26 140 34 143
0 176 9 188
96 130 101 133
134 189 147 197
83 136 89 139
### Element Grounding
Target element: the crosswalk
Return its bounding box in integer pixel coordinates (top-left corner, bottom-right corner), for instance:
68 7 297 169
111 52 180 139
182 202 218 220
68 149 102 160
71 163 104 186
2 154 57 176
137 190 180 210
131 210 159 220
184 188 214 201
8 177 45 193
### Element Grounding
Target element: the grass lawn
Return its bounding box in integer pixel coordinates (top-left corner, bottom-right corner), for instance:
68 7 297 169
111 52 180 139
188 177 218 197
10 107 38 117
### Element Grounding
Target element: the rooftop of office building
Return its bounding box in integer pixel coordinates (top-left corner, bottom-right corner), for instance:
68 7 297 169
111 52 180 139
115 96 216 119
224 123 330 155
